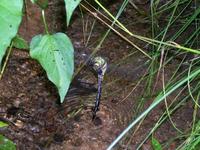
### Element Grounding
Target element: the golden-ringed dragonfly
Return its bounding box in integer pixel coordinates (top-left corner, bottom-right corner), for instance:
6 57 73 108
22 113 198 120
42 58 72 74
88 56 107 120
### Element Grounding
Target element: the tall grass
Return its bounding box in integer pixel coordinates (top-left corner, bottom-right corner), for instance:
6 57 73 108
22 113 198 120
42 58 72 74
82 0 200 149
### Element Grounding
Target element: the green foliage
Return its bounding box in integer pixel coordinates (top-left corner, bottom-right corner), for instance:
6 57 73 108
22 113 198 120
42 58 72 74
108 67 200 149
0 0 23 66
30 33 74 103
0 135 16 150
152 137 163 150
0 0 77 104
179 121 200 150
108 0 200 149
0 121 15 150
30 0 49 9
29 0 78 103
13 35 29 49
0 121 8 127
64 0 81 26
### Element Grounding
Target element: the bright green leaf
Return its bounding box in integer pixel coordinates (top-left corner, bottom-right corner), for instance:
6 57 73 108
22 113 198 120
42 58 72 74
0 0 23 66
0 121 8 128
152 137 163 150
30 0 49 9
30 33 74 103
13 35 29 49
30 0 36 3
0 135 16 150
64 0 81 26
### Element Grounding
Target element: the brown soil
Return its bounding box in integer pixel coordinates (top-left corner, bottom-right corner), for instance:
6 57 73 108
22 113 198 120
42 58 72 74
0 0 196 150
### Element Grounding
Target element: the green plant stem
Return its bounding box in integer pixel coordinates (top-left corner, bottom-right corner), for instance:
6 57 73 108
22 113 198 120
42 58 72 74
192 92 200 133
0 42 13 80
107 68 200 150
42 10 49 34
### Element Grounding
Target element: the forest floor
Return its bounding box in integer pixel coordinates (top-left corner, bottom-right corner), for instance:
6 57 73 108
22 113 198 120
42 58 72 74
0 0 194 149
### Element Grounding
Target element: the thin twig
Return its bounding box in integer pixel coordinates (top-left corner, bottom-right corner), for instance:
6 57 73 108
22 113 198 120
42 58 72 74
0 42 13 80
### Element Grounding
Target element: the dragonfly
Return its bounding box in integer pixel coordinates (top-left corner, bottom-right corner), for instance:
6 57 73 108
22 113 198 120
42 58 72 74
88 57 107 119
71 53 108 119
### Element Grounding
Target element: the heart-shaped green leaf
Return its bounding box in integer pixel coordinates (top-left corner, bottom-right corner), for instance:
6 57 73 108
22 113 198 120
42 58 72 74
0 121 8 128
64 0 81 26
0 0 23 66
0 135 16 150
30 33 74 103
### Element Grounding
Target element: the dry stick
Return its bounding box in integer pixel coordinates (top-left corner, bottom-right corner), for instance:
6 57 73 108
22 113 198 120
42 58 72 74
162 58 183 134
93 0 200 55
73 3 152 78
84 2 200 56
0 42 13 80
80 4 152 60
83 0 131 34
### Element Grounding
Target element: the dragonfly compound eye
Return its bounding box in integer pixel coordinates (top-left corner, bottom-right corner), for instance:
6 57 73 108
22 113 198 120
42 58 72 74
91 57 107 76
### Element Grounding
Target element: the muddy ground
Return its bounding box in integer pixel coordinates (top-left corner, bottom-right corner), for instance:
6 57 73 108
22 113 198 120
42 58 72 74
0 0 196 150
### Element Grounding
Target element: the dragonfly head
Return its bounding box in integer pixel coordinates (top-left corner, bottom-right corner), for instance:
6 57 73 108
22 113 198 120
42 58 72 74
90 56 107 76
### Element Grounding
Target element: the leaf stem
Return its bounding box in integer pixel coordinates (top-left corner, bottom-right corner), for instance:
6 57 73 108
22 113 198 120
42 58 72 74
0 42 13 80
42 10 49 34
